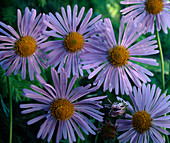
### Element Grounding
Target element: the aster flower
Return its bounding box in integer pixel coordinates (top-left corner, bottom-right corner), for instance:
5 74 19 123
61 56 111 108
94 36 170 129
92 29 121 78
0 7 48 80
20 67 106 143
81 18 159 95
42 5 102 78
116 84 170 143
120 0 170 34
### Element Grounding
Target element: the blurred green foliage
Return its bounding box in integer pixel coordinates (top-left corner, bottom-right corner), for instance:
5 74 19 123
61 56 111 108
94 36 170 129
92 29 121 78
0 0 169 143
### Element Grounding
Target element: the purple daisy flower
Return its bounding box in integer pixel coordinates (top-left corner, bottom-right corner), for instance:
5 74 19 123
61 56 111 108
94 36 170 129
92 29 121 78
42 5 102 78
116 84 170 143
120 0 170 34
0 7 48 80
81 18 159 95
20 67 106 143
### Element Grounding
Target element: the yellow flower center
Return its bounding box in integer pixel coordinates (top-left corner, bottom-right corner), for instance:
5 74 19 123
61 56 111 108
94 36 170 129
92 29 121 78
108 45 129 67
132 111 151 133
145 0 164 15
50 99 74 120
14 36 37 57
63 32 84 52
102 123 117 138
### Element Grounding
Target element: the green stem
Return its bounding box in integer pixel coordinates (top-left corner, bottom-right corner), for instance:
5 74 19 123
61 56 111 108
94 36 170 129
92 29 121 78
77 135 80 143
7 77 12 143
166 134 169 143
156 27 169 143
94 122 101 143
156 29 165 92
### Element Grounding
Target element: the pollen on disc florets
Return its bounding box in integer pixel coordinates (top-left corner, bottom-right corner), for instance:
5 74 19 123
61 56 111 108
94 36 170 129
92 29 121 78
50 99 74 120
132 111 151 133
14 36 37 57
145 0 164 15
63 32 84 52
108 45 130 67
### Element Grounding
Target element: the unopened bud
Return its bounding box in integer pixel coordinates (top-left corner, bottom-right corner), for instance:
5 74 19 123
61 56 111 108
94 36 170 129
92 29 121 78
105 99 126 117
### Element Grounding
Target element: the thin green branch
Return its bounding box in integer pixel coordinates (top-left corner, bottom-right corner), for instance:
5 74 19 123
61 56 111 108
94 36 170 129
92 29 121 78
166 133 169 143
156 27 169 143
156 29 165 92
7 76 12 143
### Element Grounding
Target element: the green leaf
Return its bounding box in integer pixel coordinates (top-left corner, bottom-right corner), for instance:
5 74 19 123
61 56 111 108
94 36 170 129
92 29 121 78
0 94 9 117
1 7 16 26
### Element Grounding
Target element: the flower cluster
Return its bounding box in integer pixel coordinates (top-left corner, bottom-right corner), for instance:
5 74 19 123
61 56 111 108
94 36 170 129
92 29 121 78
0 7 48 80
120 0 170 34
20 68 106 143
0 2 169 143
81 17 159 95
116 84 170 142
42 5 102 78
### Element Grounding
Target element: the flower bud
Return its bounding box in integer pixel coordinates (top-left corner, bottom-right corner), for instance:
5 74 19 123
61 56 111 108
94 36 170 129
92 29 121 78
105 99 126 117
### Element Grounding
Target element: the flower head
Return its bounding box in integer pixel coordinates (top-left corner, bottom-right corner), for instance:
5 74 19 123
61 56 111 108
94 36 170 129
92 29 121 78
116 84 170 143
0 7 48 80
42 5 102 78
81 18 159 95
120 0 170 34
20 68 106 143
